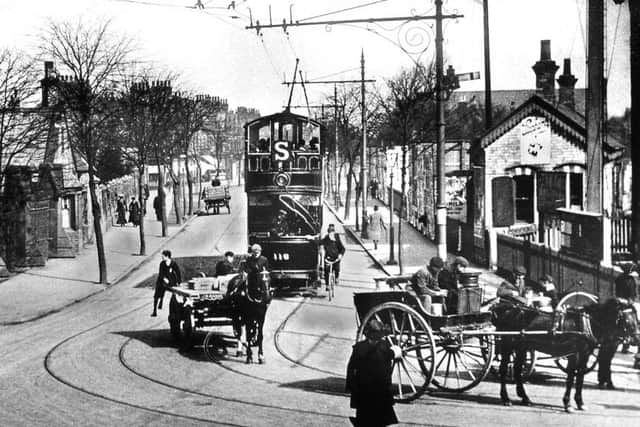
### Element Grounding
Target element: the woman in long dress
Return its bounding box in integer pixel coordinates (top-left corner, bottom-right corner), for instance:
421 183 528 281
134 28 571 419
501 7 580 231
116 196 127 226
367 205 386 250
129 197 141 226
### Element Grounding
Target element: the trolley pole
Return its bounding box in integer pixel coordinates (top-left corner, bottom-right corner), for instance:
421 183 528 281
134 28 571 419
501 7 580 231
483 0 493 130
361 50 369 239
435 0 448 260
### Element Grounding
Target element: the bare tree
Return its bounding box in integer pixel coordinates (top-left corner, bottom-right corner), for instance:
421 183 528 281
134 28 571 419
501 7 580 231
374 64 435 273
116 71 176 253
40 18 133 284
0 49 50 188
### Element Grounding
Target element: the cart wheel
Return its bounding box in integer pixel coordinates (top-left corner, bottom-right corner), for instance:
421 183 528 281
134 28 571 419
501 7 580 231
168 295 181 341
182 306 194 350
554 346 599 374
432 334 495 392
557 291 599 312
356 302 436 403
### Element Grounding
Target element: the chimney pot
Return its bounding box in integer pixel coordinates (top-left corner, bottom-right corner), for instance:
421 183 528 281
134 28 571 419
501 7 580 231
557 57 578 110
540 40 551 60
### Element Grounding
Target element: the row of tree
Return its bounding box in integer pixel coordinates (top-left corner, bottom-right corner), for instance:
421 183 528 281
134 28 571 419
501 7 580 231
0 19 227 282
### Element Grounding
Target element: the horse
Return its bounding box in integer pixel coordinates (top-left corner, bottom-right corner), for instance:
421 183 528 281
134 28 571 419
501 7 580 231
229 270 271 364
586 299 640 390
491 297 639 413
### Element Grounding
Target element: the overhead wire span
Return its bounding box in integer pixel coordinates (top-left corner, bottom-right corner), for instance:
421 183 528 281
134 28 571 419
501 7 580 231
297 0 390 23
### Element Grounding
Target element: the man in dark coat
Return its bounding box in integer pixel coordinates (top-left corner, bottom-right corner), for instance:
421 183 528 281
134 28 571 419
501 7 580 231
152 250 181 317
153 192 163 221
410 256 444 308
129 196 140 226
438 256 468 314
243 244 269 288
320 224 346 290
116 195 127 226
346 319 398 427
216 251 236 276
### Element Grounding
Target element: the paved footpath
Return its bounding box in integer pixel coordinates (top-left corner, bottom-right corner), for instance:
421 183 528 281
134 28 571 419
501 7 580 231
327 194 504 295
0 187 218 325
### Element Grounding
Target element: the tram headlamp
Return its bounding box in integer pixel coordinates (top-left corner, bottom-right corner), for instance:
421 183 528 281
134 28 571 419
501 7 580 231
274 172 291 187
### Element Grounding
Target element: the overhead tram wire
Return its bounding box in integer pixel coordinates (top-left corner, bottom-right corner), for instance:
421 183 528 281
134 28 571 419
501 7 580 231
607 4 623 78
297 0 390 23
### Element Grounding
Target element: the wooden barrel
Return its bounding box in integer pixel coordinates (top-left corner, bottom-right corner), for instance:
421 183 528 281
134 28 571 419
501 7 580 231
459 270 480 287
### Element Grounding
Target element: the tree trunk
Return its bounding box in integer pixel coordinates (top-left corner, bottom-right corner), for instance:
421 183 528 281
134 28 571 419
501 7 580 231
196 159 203 209
173 180 182 225
157 159 167 237
399 145 408 274
344 160 353 220
137 167 146 256
88 172 108 284
352 168 361 231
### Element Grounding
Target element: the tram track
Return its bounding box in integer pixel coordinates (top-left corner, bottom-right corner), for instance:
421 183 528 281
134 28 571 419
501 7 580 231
42 290 351 424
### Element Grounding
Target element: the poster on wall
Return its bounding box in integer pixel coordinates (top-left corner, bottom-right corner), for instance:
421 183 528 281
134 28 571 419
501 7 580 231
520 116 551 164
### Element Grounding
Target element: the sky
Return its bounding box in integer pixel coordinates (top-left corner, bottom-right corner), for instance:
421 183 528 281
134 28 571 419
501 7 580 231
0 0 631 117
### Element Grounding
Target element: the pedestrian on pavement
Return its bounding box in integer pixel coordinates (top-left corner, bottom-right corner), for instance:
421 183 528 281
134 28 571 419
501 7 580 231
369 179 379 199
116 195 127 227
346 318 398 427
497 265 529 304
438 256 469 314
216 251 236 276
152 250 181 317
129 196 141 226
367 205 386 250
153 191 163 221
410 256 444 308
614 262 639 361
320 224 346 291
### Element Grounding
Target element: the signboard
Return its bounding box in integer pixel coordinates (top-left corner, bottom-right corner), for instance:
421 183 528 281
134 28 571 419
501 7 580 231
520 116 551 164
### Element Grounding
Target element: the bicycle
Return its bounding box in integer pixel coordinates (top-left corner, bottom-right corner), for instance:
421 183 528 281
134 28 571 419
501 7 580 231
324 258 339 301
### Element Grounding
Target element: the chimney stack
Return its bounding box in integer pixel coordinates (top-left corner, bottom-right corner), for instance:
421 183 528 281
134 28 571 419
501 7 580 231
532 40 559 103
41 61 55 107
557 58 578 110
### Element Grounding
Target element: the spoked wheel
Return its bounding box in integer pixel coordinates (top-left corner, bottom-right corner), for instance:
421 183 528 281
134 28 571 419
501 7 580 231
328 273 335 302
356 302 436 403
168 295 181 340
182 306 194 350
203 329 230 361
554 346 600 374
554 291 599 374
432 334 495 392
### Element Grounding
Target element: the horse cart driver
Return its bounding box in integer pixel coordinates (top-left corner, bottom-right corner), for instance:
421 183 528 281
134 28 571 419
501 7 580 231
497 266 557 313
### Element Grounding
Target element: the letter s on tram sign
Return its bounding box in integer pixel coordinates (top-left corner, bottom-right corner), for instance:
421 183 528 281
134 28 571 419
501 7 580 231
273 141 290 162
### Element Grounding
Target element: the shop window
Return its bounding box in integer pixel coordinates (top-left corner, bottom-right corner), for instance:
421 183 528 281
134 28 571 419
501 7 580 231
569 172 583 208
514 175 534 223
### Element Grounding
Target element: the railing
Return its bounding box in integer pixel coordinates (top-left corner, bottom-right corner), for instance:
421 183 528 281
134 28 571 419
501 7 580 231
611 211 632 261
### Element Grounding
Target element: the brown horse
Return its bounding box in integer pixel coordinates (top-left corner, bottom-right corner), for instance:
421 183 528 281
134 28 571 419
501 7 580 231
491 297 639 412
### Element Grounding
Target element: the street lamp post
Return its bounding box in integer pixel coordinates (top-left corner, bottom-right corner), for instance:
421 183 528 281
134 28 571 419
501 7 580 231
387 152 398 265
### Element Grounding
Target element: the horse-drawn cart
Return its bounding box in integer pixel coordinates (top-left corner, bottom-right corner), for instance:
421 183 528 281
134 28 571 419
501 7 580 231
167 275 238 350
355 278 497 402
201 186 231 214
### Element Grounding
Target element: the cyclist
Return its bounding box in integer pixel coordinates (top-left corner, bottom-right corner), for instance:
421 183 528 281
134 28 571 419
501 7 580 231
320 223 345 292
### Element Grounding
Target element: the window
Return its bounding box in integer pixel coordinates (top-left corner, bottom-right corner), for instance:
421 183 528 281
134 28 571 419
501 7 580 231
296 157 307 170
569 172 583 208
514 175 534 223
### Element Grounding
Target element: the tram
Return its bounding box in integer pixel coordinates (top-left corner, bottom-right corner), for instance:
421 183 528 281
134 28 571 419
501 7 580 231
244 110 324 289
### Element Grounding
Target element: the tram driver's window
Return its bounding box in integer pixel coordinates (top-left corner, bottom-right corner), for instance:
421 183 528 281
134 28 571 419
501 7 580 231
249 157 259 171
297 157 307 170
260 157 271 171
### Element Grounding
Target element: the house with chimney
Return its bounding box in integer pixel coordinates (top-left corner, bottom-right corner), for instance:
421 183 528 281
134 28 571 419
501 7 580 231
0 61 93 270
463 40 627 298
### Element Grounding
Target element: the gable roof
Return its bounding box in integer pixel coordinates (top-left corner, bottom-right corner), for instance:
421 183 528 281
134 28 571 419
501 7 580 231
479 95 623 161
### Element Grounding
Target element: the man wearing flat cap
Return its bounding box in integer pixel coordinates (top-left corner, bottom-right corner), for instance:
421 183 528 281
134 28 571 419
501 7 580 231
410 256 445 308
497 265 528 304
439 256 469 314
346 319 398 427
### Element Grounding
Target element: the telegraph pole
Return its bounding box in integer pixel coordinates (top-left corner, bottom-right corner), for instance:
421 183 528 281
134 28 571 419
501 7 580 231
483 0 492 129
435 0 447 260
360 50 369 239
334 84 340 210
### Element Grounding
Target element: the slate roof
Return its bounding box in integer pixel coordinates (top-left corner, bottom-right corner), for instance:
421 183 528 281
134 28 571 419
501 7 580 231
478 95 624 161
